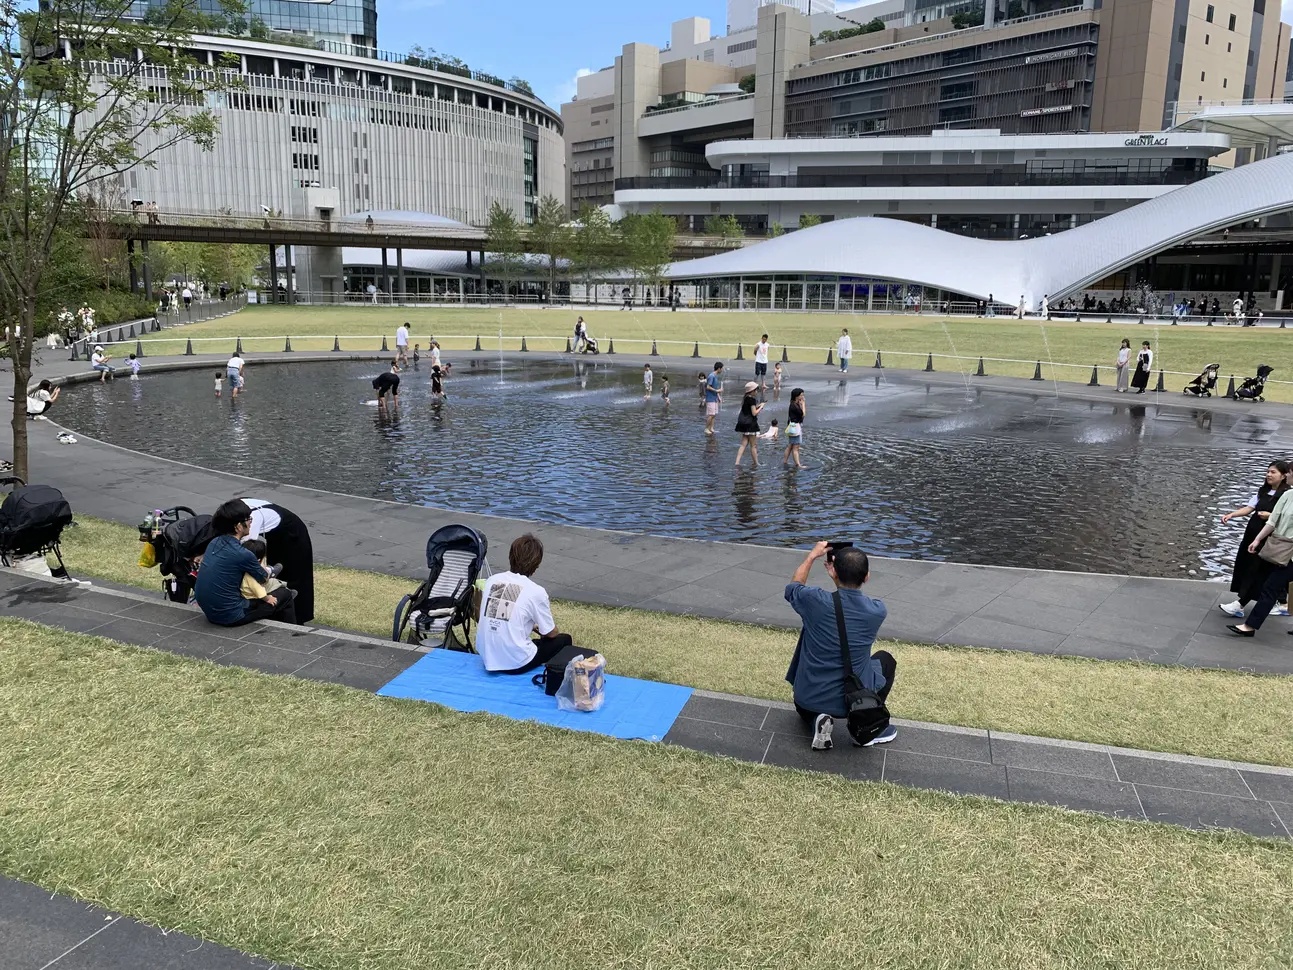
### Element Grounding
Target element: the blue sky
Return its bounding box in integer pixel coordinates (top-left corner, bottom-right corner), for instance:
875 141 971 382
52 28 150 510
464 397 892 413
375 0 1293 109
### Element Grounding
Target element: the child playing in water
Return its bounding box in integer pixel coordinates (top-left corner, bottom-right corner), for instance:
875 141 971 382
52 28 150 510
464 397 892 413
661 375 670 404
413 343 421 363
128 353 141 380
643 363 653 398
697 371 707 409
431 364 446 399
758 419 779 441
772 361 783 391
214 370 223 397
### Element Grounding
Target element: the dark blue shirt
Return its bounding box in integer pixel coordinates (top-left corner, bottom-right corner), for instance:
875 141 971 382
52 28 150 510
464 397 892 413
194 535 268 625
784 582 887 717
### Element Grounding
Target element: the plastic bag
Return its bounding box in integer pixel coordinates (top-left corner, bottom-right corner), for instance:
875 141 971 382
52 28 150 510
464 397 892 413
138 540 156 568
555 653 606 712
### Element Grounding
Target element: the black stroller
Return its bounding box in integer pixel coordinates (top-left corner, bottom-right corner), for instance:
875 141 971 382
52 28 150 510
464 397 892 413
580 332 600 355
392 525 489 648
140 506 213 602
1234 365 1274 402
1184 363 1220 397
0 477 75 578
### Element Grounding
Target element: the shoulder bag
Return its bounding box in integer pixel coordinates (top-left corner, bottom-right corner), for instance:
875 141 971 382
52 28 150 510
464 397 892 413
832 591 890 746
1258 533 1293 566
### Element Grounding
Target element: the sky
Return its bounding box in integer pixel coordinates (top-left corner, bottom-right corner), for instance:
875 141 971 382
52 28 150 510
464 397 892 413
376 0 1293 109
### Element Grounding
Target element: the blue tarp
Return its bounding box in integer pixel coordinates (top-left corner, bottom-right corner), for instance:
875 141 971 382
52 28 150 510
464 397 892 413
377 649 694 742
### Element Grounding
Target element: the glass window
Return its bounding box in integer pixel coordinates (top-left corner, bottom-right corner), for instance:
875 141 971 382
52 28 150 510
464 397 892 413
1205 4 1214 21
1227 12 1236 29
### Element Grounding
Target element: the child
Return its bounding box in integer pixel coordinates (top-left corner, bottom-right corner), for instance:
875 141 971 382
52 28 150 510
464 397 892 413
239 538 285 601
772 361 783 391
660 375 670 404
412 343 421 363
214 370 223 397
128 353 141 380
758 419 779 441
697 371 708 410
431 364 446 399
643 363 653 398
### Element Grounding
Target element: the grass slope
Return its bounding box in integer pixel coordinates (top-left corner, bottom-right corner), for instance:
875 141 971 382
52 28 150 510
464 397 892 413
1 620 1291 970
64 515 1293 767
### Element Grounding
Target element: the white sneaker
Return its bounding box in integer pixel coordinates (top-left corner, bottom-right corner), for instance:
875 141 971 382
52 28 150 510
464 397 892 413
1218 601 1245 617
811 714 834 751
1273 604 1290 616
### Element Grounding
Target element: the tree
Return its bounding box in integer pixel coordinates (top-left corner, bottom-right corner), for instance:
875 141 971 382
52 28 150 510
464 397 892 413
528 194 571 299
704 214 744 245
0 0 243 481
486 201 522 301
570 203 615 304
621 210 675 301
799 213 822 230
247 14 267 38
509 77 534 95
768 222 785 238
80 179 128 292
738 74 755 93
816 18 885 43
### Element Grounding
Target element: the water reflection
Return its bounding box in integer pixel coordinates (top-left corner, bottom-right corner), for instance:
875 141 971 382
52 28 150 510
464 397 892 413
54 359 1292 578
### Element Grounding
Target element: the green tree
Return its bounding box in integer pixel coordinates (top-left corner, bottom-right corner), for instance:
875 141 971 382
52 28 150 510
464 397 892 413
528 194 571 299
768 222 785 238
248 14 267 38
486 201 523 301
622 210 675 301
0 0 243 480
798 213 822 230
509 77 534 95
571 202 615 304
704 214 744 244
738 74 755 93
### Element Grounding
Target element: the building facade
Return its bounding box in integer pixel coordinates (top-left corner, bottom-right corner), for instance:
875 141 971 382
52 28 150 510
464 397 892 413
126 0 378 50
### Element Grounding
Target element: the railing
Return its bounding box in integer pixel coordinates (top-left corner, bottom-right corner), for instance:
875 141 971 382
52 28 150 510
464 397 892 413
614 169 1208 191
641 93 754 118
107 207 489 240
67 295 247 359
1170 96 1293 127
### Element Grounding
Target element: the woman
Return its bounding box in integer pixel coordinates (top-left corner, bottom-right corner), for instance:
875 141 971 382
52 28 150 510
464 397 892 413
782 387 806 470
1219 461 1291 618
1228 462 1293 637
26 380 59 420
1115 338 1131 393
1130 341 1152 394
734 381 764 468
241 498 315 624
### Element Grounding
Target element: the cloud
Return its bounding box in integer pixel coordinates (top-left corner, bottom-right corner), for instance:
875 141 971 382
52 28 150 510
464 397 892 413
551 67 594 107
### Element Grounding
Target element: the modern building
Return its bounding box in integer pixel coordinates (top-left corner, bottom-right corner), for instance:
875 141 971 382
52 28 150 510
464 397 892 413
125 0 378 52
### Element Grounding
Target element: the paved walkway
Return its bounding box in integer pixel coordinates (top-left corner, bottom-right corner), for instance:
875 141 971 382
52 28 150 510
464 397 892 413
9 349 1293 675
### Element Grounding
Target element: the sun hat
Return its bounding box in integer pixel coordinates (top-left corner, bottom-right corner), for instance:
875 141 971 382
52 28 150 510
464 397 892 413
744 381 758 392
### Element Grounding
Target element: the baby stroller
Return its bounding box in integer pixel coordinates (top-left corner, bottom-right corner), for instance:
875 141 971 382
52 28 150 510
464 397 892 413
1184 363 1220 397
140 506 213 602
1234 365 1274 402
392 524 489 648
0 477 75 578
580 333 600 355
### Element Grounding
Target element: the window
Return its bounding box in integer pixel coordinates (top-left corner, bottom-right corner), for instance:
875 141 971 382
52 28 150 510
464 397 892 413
1227 42 1232 50
1205 33 1209 43
1223 77 1228 87
727 39 757 54
1228 12 1236 29
1201 71 1206 80
1177 24 1186 41
703 49 714 62
1206 4 1214 21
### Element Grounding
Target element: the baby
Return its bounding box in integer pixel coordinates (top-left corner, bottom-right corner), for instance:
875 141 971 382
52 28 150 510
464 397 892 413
239 538 285 601
772 362 783 391
214 370 223 397
758 419 779 441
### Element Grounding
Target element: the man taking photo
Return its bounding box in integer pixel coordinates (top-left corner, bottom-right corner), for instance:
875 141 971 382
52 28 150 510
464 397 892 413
785 541 896 751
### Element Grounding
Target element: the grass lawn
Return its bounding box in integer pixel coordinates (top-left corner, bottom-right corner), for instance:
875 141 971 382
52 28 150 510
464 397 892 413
1 619 1291 970
126 304 1293 400
63 515 1293 767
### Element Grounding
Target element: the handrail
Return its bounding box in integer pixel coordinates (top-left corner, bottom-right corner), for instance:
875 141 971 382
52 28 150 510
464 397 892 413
642 93 754 118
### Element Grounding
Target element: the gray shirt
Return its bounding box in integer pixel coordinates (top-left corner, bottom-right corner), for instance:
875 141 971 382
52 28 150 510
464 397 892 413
784 582 887 716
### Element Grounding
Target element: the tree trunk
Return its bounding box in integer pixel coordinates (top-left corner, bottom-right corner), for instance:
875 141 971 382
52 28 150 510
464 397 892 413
10 349 30 484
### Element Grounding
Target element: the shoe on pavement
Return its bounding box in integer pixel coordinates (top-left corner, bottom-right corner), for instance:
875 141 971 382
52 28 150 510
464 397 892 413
861 724 898 747
1218 601 1245 617
811 713 834 751
1272 604 1289 616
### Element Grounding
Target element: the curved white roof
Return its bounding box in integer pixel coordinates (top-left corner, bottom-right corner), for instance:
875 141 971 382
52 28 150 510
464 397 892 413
666 151 1293 302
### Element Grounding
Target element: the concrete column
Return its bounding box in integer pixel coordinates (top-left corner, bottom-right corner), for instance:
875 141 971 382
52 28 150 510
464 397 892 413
141 240 152 299
984 0 996 28
268 244 278 303
479 250 487 293
867 283 874 313
613 43 661 179
285 244 296 305
381 247 389 297
1271 254 1282 297
127 239 138 292
397 248 405 302
754 3 811 139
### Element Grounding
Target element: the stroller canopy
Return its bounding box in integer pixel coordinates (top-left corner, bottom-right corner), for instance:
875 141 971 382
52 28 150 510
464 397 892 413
0 485 72 557
157 513 214 577
425 524 488 569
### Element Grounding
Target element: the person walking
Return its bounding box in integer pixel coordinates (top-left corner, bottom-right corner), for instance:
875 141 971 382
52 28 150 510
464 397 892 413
1017 295 1026 319
1131 340 1153 393
226 350 246 398
1040 294 1050 319
782 387 806 469
395 322 410 365
1219 461 1292 618
182 284 193 310
1115 338 1132 392
703 362 724 435
836 329 852 374
734 381 764 467
1227 474 1293 637
986 293 996 318
754 333 770 390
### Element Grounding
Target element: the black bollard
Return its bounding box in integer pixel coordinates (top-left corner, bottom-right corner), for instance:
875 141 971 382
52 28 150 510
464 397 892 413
1207 318 1214 327
1106 315 1112 324
381 335 389 352
607 338 615 354
184 338 193 355
1225 375 1237 398
735 343 744 360
1088 365 1098 387
152 317 161 332
1170 318 1178 326
521 336 528 352
333 336 341 351
975 356 985 376
565 337 572 352
1282 319 1287 330
474 335 482 351
691 341 700 358
874 351 883 369
1031 361 1043 381
127 324 135 339
781 345 789 362
284 337 293 352
1139 315 1145 325
1075 313 1081 323
1154 369 1165 393
69 341 80 361
136 340 144 358
651 340 659 356
825 348 834 366
924 353 934 373
236 337 243 354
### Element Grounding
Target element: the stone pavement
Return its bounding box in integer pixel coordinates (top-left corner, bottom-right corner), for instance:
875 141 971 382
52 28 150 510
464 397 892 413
7 349 1293 675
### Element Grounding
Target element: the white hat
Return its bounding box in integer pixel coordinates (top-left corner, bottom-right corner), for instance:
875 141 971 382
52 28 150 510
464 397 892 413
744 381 758 392
94 345 103 351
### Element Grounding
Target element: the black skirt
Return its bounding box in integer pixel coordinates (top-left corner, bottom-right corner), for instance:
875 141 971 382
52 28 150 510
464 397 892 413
1130 365 1150 390
1231 514 1276 603
262 505 315 624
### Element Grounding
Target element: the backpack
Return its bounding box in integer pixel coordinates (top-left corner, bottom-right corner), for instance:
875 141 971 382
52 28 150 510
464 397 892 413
155 514 213 578
0 485 73 558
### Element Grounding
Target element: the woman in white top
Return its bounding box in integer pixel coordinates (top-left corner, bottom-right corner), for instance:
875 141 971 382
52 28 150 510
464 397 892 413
1115 338 1132 392
26 380 59 419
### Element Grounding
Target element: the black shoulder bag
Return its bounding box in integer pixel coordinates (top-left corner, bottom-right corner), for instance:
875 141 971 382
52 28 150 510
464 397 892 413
832 591 890 746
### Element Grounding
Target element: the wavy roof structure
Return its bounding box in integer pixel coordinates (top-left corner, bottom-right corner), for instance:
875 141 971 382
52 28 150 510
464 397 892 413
665 152 1293 302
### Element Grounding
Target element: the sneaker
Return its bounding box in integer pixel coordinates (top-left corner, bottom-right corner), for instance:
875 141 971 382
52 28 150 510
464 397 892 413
862 724 898 747
811 714 834 751
1274 604 1290 616
1218 600 1245 617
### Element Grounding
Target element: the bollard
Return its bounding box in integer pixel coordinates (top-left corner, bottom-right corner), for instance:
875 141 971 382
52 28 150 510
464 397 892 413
69 341 80 362
1075 313 1081 323
1154 369 1165 393
565 337 572 353
691 341 700 358
521 336 528 352
1031 361 1043 381
1282 319 1287 330
651 340 659 356
152 317 160 332
1088 365 1099 387
1170 318 1178 326
781 345 789 362
284 337 293 352
1106 315 1112 324
136 340 144 358
924 353 934 372
975 356 985 376
185 338 193 355
127 324 135 339
607 338 615 354
1139 315 1145 325
825 348 834 366
735 343 744 360
235 337 243 355
381 335 389 352
1207 318 1214 327
874 351 883 369
333 336 341 351
1226 375 1237 398
474 335 482 351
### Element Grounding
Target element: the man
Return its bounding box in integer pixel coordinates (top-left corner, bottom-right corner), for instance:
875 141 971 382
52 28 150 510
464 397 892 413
90 345 114 382
572 317 586 353
754 333 770 390
703 361 724 435
395 322 410 365
477 534 573 673
194 499 297 626
373 361 400 409
367 282 377 304
785 541 896 751
1040 293 1050 319
836 329 852 374
226 351 246 399
182 284 193 310
1017 295 1026 320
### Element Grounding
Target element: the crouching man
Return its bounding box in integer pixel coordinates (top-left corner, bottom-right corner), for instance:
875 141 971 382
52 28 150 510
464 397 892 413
785 541 897 751
477 534 573 674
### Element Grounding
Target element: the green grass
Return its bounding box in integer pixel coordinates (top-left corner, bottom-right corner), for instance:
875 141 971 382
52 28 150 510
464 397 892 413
1 619 1291 970
123 304 1293 401
64 515 1293 767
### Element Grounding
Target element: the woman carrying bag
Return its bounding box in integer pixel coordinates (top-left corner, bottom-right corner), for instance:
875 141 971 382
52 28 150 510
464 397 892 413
1228 467 1293 637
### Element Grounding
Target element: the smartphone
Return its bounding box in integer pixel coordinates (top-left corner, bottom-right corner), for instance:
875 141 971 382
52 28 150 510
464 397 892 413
826 541 853 561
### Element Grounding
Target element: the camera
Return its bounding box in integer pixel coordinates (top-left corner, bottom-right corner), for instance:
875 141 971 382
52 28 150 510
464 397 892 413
825 541 853 562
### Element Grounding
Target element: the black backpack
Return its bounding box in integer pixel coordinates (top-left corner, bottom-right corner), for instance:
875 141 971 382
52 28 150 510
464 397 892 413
0 485 73 558
155 514 213 578
832 591 891 746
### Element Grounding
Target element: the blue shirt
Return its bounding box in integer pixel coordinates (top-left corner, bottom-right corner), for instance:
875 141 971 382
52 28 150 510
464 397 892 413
784 582 887 717
705 371 722 403
194 534 268 625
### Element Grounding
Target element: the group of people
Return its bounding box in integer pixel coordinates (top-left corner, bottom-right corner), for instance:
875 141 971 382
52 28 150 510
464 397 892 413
698 359 808 469
1114 339 1155 393
373 324 450 406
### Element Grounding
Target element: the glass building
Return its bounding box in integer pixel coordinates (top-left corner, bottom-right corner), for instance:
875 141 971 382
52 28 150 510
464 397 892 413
127 0 377 49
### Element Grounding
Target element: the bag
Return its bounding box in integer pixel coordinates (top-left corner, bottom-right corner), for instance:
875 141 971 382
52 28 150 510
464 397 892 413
787 422 802 437
1258 533 1293 566
557 653 606 712
532 645 600 697
832 591 890 746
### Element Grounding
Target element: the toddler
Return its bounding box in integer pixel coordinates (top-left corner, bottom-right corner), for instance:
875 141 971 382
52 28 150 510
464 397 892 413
214 370 223 397
772 361 783 391
697 371 708 409
660 375 670 404
643 363 653 398
758 419 779 441
431 364 447 398
128 353 141 379
412 343 421 363
239 538 284 601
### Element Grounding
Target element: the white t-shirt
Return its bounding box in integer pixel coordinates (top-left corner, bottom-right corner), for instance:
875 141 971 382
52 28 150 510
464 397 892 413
837 335 852 358
182 287 192 300
91 351 107 366
26 389 51 415
754 341 769 364
1117 347 1131 366
430 346 441 367
227 355 244 373
476 571 555 671
395 326 409 346
644 370 653 388
243 499 281 540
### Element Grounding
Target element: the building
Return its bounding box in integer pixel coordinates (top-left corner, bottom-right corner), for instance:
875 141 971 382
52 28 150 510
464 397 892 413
561 0 1290 213
125 0 378 51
